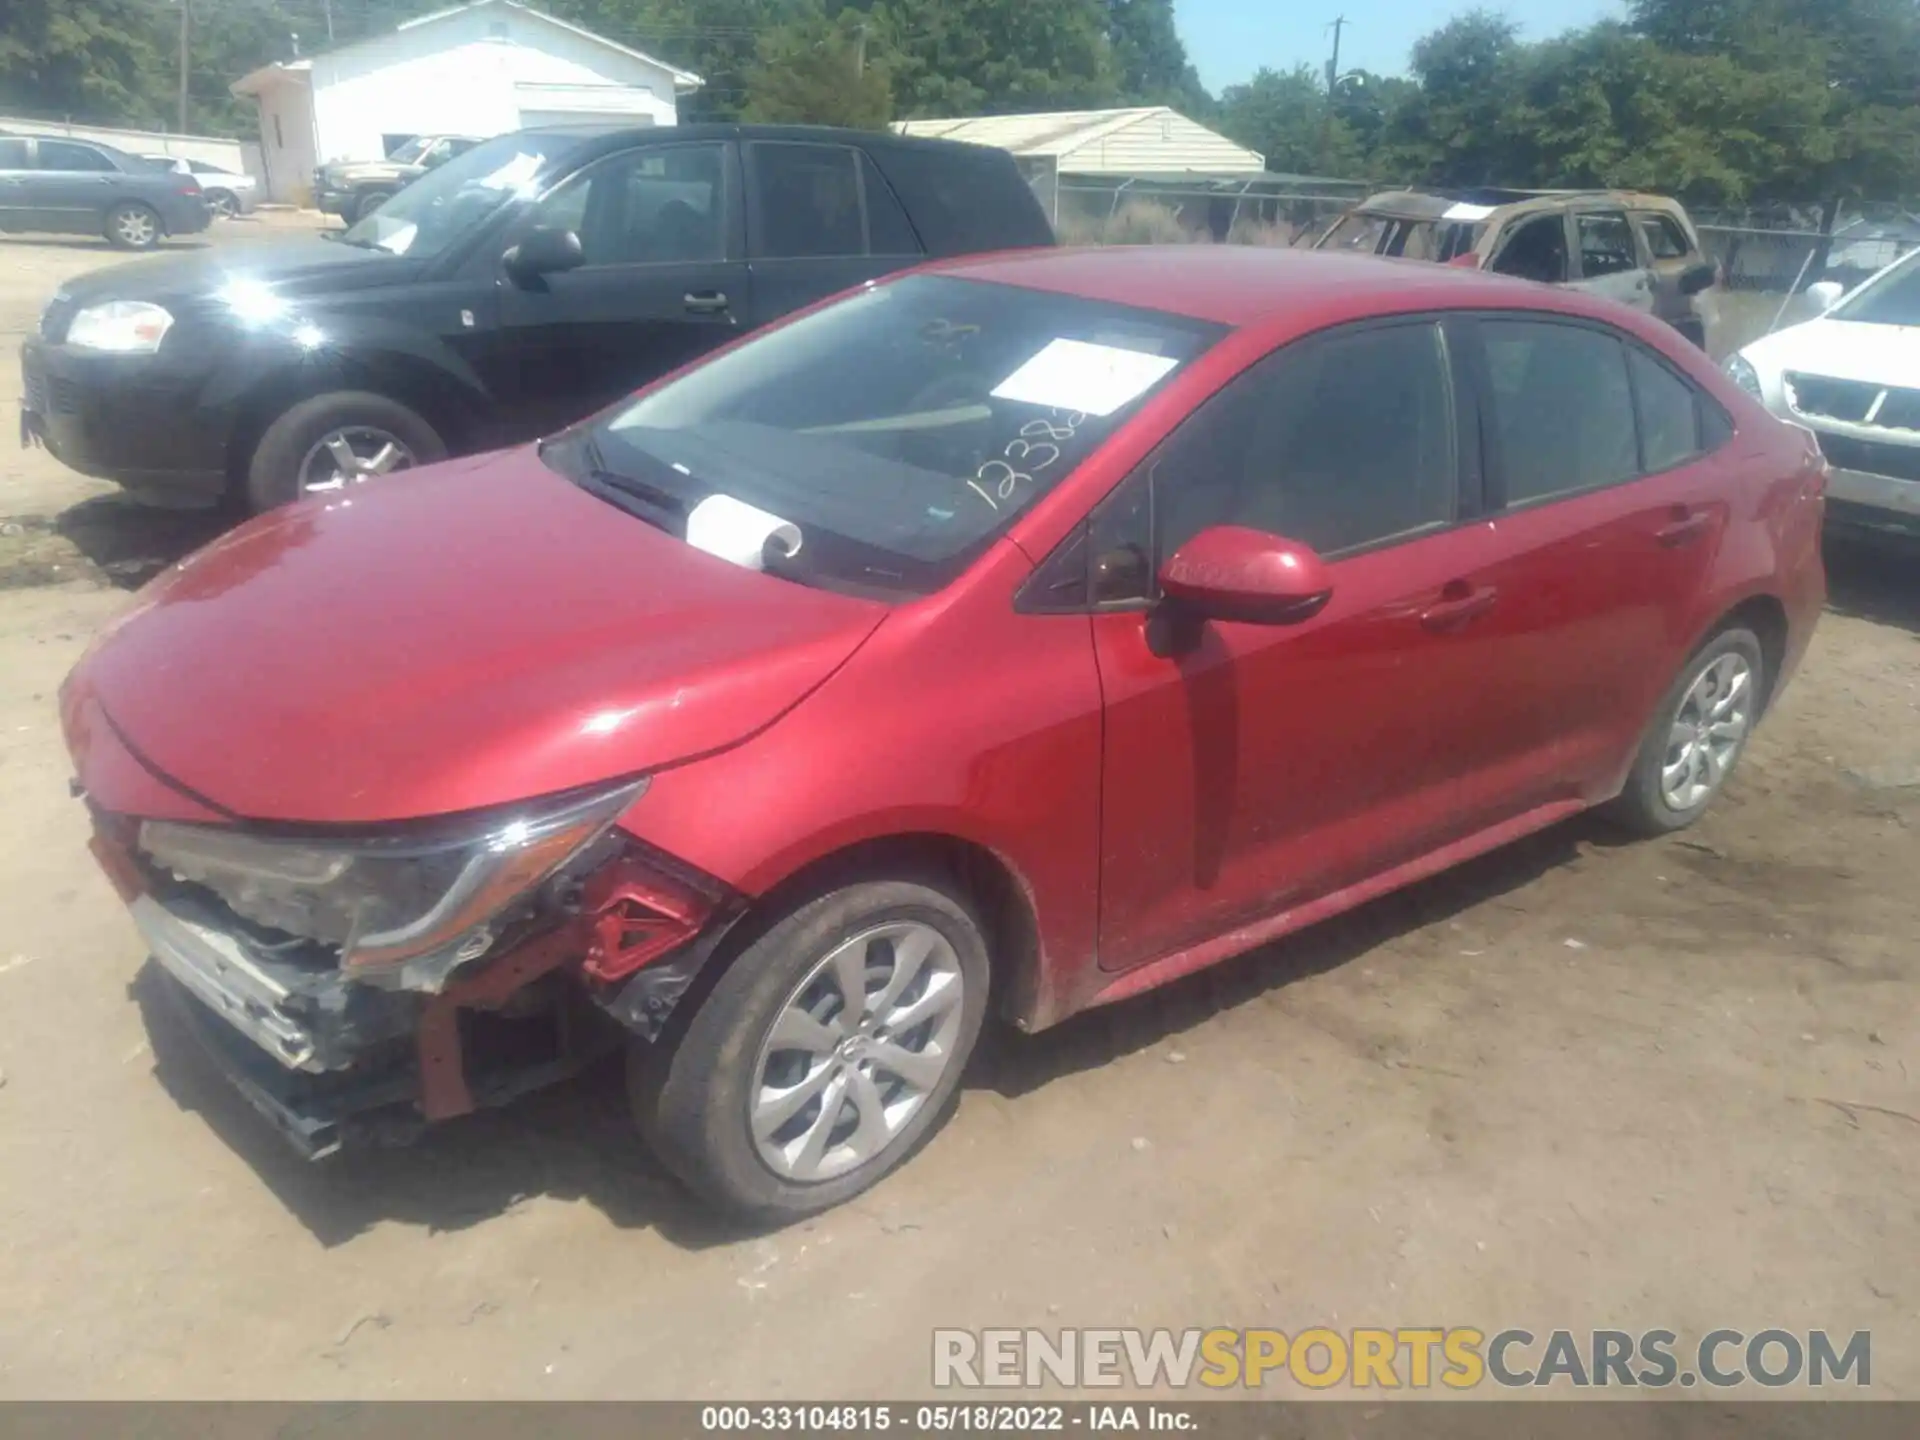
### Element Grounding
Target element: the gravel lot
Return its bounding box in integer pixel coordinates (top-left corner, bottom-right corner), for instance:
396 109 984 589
1 223 1916 1400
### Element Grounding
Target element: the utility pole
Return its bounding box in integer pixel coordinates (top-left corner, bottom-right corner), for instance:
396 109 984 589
1318 15 1348 174
323 0 336 43
176 0 190 135
853 22 868 76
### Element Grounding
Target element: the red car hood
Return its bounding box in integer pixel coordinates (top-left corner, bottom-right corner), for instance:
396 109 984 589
64 448 886 824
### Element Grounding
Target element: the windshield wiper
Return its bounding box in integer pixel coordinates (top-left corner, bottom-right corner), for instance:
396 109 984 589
547 431 687 534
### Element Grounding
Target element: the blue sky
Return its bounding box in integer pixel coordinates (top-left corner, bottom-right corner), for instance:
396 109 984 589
1177 0 1629 91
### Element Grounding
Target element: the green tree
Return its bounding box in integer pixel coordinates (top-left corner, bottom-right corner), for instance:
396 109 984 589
1105 0 1210 113
1217 64 1366 175
888 0 1121 116
0 0 171 128
743 7 892 127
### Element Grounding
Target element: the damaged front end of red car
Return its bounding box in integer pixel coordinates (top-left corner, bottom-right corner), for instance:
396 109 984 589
84 788 743 1160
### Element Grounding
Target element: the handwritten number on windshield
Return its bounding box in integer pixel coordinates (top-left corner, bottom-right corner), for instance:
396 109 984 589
968 409 1086 512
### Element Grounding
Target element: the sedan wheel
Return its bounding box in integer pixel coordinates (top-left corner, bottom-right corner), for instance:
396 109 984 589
296 426 417 497
1659 652 1754 810
1607 625 1766 835
107 203 161 250
207 189 238 218
633 878 991 1221
750 921 968 1183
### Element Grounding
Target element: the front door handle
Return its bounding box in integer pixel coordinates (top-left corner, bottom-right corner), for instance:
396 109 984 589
1656 507 1712 547
683 291 729 314
1420 581 1499 631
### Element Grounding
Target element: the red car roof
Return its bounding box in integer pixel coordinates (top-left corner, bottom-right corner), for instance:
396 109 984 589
929 244 1601 330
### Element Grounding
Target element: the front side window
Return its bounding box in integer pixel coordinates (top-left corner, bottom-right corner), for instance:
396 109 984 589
1490 214 1569 284
338 130 580 258
531 144 724 265
751 143 865 259
1151 322 1459 564
1483 320 1638 502
37 141 115 173
553 275 1224 596
1577 212 1641 278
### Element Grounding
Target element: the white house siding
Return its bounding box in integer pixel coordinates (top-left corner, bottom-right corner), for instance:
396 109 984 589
251 80 319 204
309 7 679 165
893 108 1263 179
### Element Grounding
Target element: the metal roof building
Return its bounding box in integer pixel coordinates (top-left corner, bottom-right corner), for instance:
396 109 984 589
891 107 1264 180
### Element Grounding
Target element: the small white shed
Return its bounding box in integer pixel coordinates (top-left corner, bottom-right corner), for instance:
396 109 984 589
232 0 702 204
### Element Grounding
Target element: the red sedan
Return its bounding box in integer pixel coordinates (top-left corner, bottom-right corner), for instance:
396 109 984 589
62 246 1827 1219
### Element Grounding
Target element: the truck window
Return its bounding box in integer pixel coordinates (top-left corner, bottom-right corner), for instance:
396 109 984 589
860 152 921 256
1490 214 1569 284
1635 213 1694 260
752 143 866 259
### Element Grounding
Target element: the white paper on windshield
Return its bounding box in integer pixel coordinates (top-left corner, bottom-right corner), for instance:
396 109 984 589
685 493 802 571
1442 202 1496 221
990 339 1179 418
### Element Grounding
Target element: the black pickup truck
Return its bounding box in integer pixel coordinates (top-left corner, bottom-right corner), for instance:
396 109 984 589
21 124 1055 510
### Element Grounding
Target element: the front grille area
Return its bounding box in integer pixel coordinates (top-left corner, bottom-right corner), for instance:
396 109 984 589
21 364 47 414
1788 372 1920 431
1816 431 1920 483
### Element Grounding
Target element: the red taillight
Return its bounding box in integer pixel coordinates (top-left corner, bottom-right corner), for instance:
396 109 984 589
177 178 202 196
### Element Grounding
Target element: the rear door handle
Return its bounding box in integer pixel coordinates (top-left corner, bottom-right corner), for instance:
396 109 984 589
1656 508 1712 547
683 291 729 314
1420 581 1498 631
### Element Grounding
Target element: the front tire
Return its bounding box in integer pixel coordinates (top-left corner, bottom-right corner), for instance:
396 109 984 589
246 390 446 511
634 878 991 1222
1607 626 1765 835
206 188 238 219
352 189 394 223
106 201 162 251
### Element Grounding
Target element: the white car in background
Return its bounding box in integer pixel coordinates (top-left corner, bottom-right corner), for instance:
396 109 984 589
1727 255 1920 546
143 157 258 217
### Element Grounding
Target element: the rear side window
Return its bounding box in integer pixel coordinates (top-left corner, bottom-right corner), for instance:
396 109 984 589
752 143 865 259
37 140 115 172
0 138 28 169
1629 348 1703 471
1483 320 1638 502
1636 213 1694 260
1576 212 1640 277
1154 321 1458 561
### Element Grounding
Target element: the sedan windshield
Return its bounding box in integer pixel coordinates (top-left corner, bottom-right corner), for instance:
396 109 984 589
559 275 1224 597
1831 248 1920 326
340 132 577 259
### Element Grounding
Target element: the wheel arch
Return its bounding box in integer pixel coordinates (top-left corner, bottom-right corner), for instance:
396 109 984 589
719 830 1048 1035
1698 589 1790 711
221 352 486 498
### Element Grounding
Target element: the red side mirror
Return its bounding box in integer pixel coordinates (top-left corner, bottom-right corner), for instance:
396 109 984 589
1158 525 1333 626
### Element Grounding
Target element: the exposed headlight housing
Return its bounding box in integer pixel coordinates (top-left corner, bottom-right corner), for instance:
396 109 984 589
138 780 646 984
67 301 173 354
1724 352 1764 399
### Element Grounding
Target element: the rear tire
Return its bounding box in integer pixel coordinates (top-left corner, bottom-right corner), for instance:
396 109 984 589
206 189 238 219
245 390 446 511
1606 626 1765 835
633 878 991 1223
106 202 162 251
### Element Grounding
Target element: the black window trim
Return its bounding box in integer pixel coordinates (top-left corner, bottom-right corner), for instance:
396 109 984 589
1017 311 1484 615
1462 310 1733 515
1632 210 1696 262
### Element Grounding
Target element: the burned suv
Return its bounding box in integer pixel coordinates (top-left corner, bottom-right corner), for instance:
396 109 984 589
1316 188 1720 349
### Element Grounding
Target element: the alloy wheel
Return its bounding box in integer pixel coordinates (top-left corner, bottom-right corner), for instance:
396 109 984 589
749 921 967 1183
208 191 237 218
1661 652 1754 810
114 207 158 248
296 426 417 495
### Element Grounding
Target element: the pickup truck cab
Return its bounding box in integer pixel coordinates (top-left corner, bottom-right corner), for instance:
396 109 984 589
20 124 1054 510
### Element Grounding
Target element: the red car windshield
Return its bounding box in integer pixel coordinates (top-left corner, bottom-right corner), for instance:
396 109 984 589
566 275 1225 597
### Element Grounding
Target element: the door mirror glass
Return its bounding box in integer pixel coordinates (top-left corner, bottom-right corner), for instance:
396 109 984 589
504 225 584 281
1806 280 1845 312
1158 525 1333 625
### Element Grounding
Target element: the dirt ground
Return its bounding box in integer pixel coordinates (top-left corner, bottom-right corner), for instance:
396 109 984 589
0 223 1916 1402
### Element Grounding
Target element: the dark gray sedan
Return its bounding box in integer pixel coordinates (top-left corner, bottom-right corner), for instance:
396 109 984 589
0 134 213 250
